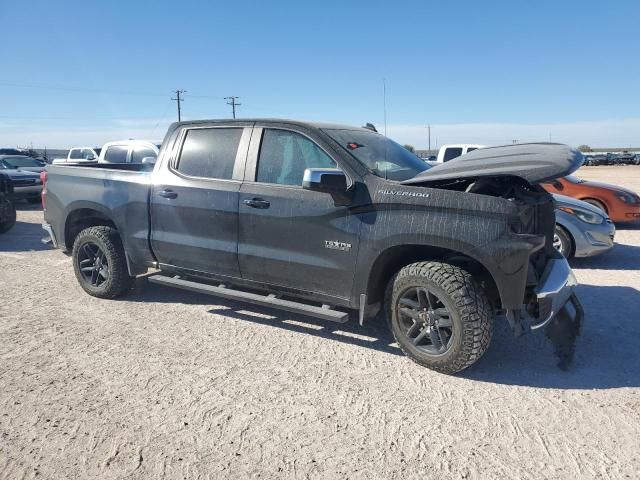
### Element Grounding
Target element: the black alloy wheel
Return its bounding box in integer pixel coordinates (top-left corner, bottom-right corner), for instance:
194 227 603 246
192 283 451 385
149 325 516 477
397 286 454 355
77 241 110 287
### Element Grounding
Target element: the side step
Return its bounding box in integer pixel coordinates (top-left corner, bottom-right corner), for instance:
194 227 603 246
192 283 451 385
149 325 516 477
147 274 349 323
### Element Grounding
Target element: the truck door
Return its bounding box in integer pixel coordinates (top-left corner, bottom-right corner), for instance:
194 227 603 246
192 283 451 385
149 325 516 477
237 127 361 300
150 125 251 277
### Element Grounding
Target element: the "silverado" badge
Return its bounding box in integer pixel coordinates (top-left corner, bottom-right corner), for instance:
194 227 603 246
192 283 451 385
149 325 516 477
379 189 430 198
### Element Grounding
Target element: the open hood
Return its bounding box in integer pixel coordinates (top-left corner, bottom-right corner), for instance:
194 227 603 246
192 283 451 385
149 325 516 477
402 143 583 186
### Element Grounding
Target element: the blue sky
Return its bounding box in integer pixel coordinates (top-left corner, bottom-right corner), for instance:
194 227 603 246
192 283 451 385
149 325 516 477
1 0 639 148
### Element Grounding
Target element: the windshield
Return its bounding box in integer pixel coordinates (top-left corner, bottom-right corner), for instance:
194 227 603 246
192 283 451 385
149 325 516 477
2 156 42 168
565 175 586 184
323 129 429 181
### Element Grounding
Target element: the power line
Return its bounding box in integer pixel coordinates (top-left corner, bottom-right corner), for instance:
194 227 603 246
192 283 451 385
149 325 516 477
224 96 241 119
0 80 222 101
0 80 169 98
171 89 187 122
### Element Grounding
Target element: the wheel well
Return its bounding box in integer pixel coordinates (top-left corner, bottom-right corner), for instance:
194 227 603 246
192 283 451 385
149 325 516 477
366 245 500 314
581 197 608 214
64 208 117 249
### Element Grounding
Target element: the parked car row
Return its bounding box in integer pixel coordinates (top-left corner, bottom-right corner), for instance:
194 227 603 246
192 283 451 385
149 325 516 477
583 153 640 166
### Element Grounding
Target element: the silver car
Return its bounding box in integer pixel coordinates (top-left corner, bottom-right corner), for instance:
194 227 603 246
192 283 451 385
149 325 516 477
553 194 615 258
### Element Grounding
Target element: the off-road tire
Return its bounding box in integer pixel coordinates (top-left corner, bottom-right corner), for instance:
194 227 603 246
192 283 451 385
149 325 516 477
72 226 133 299
385 261 493 374
0 202 16 233
554 224 574 258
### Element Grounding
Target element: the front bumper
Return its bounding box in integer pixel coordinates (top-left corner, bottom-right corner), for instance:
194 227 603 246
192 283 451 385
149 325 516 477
573 219 615 258
531 257 580 330
12 185 42 198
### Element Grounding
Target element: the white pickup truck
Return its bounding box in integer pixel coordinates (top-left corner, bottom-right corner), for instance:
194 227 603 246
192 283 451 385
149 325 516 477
425 144 485 166
52 147 102 164
98 140 160 164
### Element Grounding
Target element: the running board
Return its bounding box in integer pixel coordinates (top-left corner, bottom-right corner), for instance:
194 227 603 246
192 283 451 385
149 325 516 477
147 274 349 323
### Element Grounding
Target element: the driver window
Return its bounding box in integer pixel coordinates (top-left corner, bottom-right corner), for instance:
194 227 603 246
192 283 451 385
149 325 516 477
256 129 336 186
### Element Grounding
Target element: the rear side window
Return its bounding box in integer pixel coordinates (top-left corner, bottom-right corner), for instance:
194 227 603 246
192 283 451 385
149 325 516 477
131 146 157 163
257 129 335 186
176 128 242 179
81 149 96 159
69 149 82 159
466 147 477 153
104 146 129 163
443 147 463 162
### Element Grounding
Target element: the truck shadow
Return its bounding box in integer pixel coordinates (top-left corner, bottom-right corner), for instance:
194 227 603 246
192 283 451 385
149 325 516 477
570 243 640 271
462 284 640 389
0 220 52 252
132 279 402 357
136 280 639 389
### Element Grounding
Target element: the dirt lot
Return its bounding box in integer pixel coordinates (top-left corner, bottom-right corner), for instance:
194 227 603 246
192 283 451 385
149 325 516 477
1 166 639 479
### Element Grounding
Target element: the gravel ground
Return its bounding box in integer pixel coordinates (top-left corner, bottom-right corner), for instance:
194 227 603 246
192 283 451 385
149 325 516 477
1 166 639 479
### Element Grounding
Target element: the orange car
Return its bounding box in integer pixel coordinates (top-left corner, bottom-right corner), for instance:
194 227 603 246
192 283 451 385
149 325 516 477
542 175 640 223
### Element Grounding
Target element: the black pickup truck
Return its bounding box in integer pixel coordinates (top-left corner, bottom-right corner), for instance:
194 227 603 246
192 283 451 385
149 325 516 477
42 119 583 373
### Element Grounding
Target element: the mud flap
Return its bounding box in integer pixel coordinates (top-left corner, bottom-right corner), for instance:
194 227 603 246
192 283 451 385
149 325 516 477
544 293 583 370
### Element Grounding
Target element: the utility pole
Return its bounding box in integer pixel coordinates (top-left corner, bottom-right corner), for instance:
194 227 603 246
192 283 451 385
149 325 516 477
225 96 241 118
172 89 186 121
427 125 431 151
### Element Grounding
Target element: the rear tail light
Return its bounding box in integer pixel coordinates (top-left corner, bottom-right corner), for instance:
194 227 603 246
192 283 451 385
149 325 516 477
40 170 48 209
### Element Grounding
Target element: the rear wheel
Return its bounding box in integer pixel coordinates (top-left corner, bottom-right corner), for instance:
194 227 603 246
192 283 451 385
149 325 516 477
72 226 133 298
553 225 574 258
582 198 607 214
386 261 493 374
0 202 16 233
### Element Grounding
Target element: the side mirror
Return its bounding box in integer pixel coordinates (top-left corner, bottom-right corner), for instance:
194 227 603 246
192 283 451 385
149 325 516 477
302 168 352 206
85 154 96 161
141 156 157 165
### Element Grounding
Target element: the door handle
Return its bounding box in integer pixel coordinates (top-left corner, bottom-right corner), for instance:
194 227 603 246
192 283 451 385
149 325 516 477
158 189 178 199
243 198 270 209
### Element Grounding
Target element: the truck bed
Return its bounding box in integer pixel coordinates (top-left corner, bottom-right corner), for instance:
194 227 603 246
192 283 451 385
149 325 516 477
43 163 155 271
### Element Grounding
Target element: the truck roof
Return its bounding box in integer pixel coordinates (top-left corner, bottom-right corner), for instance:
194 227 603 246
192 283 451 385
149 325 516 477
169 118 371 132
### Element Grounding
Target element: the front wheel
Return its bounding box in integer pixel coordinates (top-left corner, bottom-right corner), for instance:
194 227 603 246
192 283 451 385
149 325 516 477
386 261 493 374
553 225 574 258
72 226 133 298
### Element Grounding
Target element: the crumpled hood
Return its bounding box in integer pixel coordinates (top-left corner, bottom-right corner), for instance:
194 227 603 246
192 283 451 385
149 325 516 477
402 143 583 185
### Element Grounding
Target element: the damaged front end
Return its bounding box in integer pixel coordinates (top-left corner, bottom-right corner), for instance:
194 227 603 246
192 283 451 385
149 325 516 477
402 143 585 369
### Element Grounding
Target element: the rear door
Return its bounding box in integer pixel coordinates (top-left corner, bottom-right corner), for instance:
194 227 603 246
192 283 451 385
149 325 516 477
150 124 252 277
237 127 361 300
